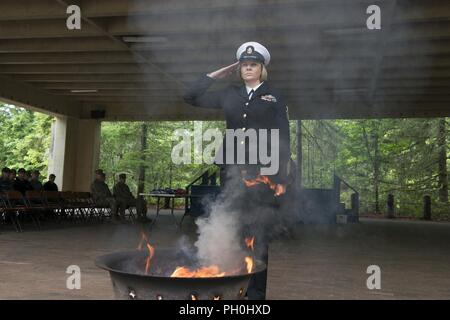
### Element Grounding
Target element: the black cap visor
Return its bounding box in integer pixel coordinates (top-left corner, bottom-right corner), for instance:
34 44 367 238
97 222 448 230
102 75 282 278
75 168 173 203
239 52 265 64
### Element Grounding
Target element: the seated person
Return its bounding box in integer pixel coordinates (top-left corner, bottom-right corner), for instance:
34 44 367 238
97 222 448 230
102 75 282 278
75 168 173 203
9 169 17 182
13 168 32 195
30 170 43 191
113 173 149 222
90 169 121 223
43 174 59 192
0 167 12 192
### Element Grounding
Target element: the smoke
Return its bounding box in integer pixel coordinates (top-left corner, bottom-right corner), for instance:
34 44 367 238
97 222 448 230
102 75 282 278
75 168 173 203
194 200 242 270
193 168 246 270
175 234 197 259
193 166 298 270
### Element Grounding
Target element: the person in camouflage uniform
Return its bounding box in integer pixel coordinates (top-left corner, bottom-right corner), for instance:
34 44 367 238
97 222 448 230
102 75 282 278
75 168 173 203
90 169 122 223
113 173 149 222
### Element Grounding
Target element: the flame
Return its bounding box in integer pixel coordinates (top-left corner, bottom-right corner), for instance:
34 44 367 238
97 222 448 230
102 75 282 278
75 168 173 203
243 175 286 196
145 243 155 274
190 294 197 300
138 232 254 278
137 232 149 251
138 232 155 274
171 265 226 278
213 296 221 300
245 237 255 251
245 256 254 273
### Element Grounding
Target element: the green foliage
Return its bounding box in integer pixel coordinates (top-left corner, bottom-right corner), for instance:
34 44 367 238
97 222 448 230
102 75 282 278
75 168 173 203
0 103 53 176
297 120 339 189
99 121 225 195
303 118 450 217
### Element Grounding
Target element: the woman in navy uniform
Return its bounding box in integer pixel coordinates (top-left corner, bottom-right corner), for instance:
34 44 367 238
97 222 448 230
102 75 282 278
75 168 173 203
184 42 291 300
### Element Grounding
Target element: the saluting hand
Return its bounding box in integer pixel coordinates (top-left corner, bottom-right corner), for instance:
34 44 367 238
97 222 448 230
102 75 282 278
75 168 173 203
207 61 240 80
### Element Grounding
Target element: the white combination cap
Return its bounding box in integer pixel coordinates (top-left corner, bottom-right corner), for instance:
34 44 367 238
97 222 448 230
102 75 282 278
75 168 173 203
236 41 271 66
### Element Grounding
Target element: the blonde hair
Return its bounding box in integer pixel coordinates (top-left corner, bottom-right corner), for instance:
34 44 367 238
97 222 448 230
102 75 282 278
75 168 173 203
238 62 268 81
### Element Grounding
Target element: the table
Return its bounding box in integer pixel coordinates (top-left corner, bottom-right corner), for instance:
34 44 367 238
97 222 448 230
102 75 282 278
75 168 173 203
139 193 187 227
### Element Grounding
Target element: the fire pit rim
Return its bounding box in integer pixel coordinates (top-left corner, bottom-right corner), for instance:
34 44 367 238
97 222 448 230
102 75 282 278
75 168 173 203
95 248 266 280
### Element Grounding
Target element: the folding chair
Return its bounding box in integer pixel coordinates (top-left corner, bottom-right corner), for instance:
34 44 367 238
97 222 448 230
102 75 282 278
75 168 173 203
25 191 45 229
1 192 21 232
4 191 33 232
43 191 63 222
60 191 81 222
0 193 7 232
57 191 70 222
124 204 138 223
76 192 97 222
90 196 113 222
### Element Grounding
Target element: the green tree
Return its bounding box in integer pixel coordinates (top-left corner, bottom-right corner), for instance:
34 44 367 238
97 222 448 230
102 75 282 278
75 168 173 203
0 103 53 176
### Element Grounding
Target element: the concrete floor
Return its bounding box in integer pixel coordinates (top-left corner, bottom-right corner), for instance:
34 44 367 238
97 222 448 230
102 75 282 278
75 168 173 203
1 212 450 300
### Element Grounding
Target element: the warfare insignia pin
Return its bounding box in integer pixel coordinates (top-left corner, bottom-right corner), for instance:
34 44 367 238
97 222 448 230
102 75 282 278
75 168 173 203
261 94 277 102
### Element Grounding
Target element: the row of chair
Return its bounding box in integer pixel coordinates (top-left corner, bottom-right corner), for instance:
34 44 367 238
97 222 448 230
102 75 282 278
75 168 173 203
0 190 132 232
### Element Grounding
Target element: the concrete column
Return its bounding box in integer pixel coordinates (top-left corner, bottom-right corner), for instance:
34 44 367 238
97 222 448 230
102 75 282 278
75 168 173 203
48 117 100 192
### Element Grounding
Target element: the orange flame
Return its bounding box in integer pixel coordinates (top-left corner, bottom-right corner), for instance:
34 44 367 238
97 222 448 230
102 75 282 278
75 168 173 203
138 233 255 278
245 237 255 251
243 175 286 196
145 243 155 274
245 256 254 273
137 232 149 251
138 232 155 274
171 265 226 278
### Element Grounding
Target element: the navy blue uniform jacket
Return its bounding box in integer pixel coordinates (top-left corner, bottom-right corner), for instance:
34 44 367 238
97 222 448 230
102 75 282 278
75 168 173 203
184 74 291 184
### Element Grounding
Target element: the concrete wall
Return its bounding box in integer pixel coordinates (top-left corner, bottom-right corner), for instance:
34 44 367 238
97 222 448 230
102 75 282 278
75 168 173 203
48 117 100 192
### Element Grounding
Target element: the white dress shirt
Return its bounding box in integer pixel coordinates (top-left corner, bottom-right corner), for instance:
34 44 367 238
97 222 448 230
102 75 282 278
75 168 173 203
246 82 264 100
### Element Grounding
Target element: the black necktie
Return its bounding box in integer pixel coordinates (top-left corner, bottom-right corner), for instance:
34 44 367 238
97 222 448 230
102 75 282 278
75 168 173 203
248 89 254 100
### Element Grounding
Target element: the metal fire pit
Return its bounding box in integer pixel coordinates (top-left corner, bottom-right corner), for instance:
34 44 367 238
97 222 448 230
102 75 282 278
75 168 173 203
95 249 266 300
